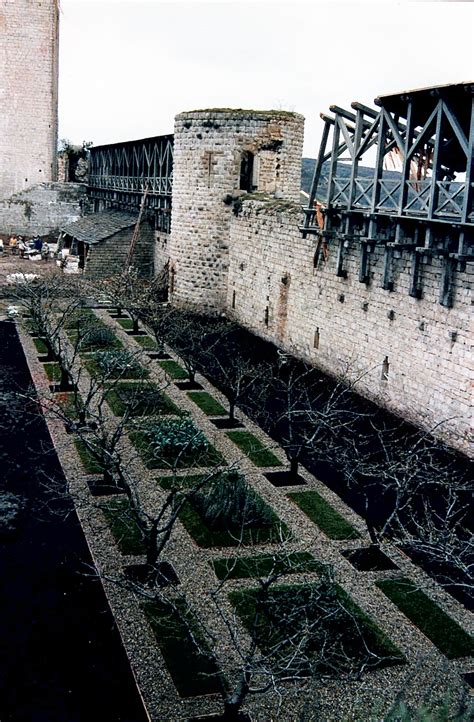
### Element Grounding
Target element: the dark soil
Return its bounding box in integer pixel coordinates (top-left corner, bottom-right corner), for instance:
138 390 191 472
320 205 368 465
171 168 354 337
210 418 245 430
175 380 203 390
264 470 307 487
341 546 398 571
0 321 148 722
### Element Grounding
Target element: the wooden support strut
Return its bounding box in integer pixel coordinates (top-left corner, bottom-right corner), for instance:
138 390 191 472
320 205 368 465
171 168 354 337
125 186 149 271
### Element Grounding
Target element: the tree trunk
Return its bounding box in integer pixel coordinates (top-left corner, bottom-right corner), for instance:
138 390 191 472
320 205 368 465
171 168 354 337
133 317 139 334
229 399 235 422
59 366 70 391
289 456 299 479
223 671 250 720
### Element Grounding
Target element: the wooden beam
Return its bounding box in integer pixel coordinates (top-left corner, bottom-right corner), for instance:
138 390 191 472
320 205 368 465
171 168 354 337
442 100 469 157
427 101 444 221
462 95 474 224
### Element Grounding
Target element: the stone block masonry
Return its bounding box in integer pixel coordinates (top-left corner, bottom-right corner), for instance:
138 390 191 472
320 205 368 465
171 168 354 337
169 110 304 313
0 0 59 201
226 200 472 456
0 183 86 237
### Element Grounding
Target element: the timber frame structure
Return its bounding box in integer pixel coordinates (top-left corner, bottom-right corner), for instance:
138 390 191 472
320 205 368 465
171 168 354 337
88 134 173 233
302 82 474 306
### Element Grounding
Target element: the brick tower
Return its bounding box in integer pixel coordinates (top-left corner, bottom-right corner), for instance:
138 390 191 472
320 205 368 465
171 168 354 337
0 0 59 200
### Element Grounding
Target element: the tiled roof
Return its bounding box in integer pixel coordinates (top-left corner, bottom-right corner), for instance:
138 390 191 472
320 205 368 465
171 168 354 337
61 210 138 244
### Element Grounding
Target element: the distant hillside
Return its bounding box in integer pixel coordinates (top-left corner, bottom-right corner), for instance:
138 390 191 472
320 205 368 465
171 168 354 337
301 158 401 200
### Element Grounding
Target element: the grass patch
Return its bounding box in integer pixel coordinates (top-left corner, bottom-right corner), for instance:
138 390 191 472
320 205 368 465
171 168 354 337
376 578 474 659
212 552 325 580
226 430 282 467
33 337 49 355
63 308 96 329
134 335 159 350
187 391 227 416
288 490 361 540
105 383 180 417
141 598 222 697
116 317 134 330
56 391 83 420
100 497 145 555
159 359 188 380
230 583 404 675
73 437 105 474
43 362 61 381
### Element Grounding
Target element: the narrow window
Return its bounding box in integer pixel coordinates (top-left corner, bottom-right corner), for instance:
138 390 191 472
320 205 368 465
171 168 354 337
381 356 389 381
240 151 254 192
314 328 320 349
264 306 269 326
232 289 236 309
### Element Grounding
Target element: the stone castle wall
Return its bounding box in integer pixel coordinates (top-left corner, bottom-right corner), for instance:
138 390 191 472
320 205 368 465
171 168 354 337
0 183 85 238
0 0 59 201
169 109 472 456
169 110 304 312
226 200 472 455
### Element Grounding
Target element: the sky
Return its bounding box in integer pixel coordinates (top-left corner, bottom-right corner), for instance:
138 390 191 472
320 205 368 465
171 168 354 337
58 1 474 157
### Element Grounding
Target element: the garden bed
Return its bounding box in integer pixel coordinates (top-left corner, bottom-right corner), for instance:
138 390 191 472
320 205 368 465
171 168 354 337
130 418 225 470
176 472 288 548
100 497 145 555
83 350 149 380
141 598 223 697
288 491 361 540
105 382 180 417
211 551 326 580
230 582 405 675
226 431 282 467
376 578 474 659
73 437 106 475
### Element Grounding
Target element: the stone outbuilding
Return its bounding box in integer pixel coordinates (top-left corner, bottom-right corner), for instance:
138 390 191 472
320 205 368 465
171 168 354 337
58 210 154 278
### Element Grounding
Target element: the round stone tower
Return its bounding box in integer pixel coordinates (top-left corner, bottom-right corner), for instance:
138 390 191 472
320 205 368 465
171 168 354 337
168 109 304 314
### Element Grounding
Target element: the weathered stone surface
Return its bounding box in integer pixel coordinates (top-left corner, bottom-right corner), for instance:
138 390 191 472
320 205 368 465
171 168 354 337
0 0 59 201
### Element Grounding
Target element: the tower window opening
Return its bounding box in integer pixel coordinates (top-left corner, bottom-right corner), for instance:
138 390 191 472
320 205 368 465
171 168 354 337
240 151 256 192
381 356 389 382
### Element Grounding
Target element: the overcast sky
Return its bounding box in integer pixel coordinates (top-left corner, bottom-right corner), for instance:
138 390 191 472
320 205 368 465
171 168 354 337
58 1 474 156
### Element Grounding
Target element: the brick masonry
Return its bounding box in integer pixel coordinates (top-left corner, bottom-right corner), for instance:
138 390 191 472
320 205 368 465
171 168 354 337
0 0 59 201
169 110 472 456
